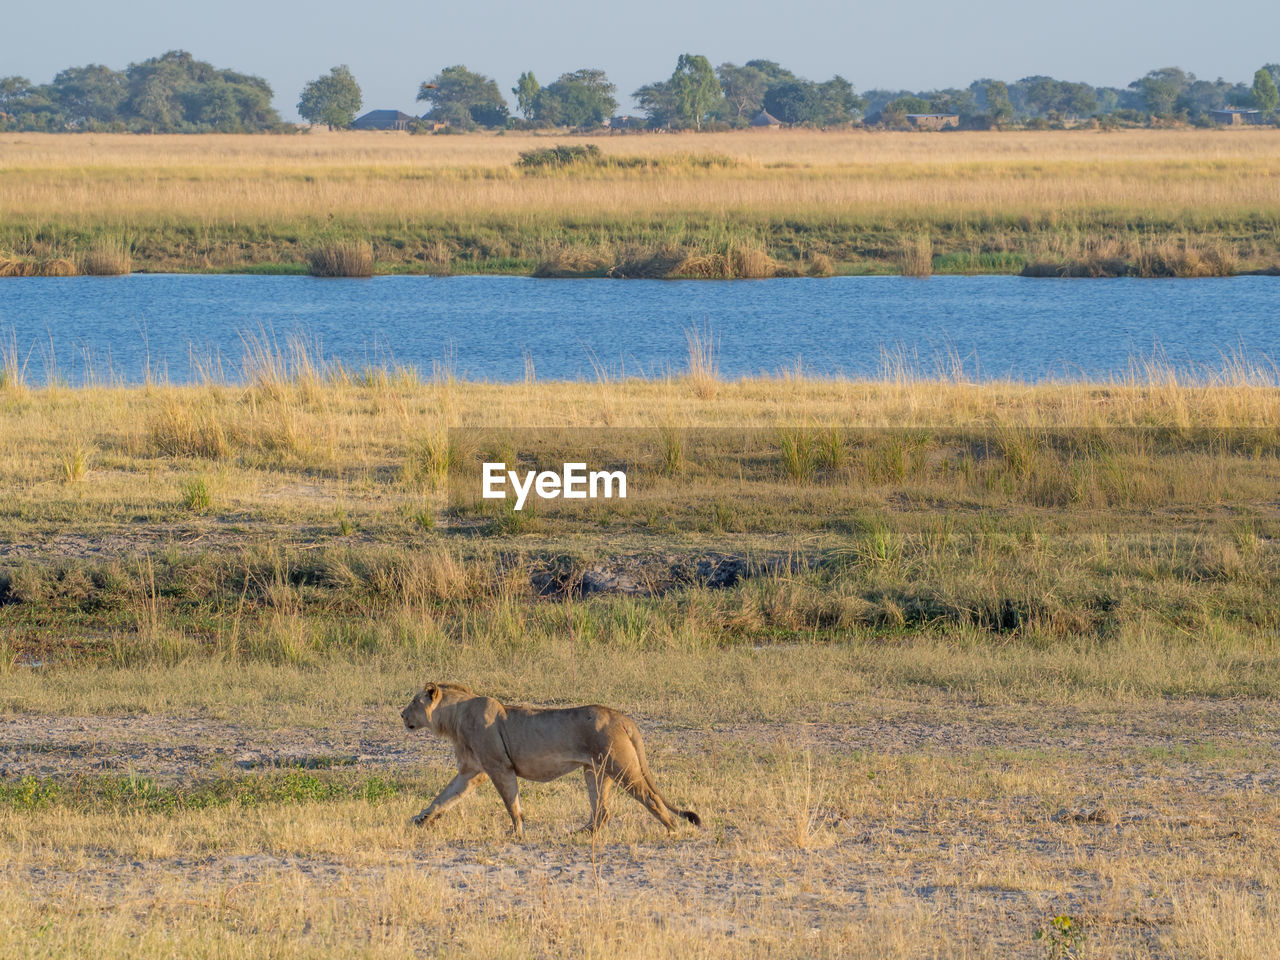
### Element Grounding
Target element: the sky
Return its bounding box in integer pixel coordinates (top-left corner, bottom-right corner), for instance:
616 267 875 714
3 0 1278 120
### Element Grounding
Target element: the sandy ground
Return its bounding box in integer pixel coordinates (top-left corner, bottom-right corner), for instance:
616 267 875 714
3 697 1277 784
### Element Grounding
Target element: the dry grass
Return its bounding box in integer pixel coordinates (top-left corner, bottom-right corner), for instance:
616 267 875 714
673 242 778 279
306 240 374 277
0 256 77 277
78 237 131 276
533 243 613 277
1021 235 1241 277
897 235 933 277
1 650 1278 958
3 368 1280 955
683 324 720 399
2 130 1279 274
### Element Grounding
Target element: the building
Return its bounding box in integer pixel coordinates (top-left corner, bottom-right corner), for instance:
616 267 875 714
605 115 642 131
750 109 783 129
906 114 960 131
1210 108 1262 126
352 110 415 131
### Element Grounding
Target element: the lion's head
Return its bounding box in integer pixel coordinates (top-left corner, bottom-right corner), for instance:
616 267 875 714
401 685 441 730
402 682 473 730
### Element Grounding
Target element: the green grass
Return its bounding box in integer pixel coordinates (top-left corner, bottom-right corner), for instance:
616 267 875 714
0 771 401 813
5 210 1280 276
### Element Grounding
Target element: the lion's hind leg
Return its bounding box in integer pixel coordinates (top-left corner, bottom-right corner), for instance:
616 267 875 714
582 764 614 833
602 755 679 832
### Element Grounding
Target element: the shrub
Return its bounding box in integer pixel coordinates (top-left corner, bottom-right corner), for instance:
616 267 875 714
516 144 602 170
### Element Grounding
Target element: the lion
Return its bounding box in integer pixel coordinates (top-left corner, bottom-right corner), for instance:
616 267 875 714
401 682 701 837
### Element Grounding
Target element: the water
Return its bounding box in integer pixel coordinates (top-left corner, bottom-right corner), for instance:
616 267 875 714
0 274 1275 385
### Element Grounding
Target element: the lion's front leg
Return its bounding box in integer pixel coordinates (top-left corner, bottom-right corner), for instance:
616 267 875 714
412 770 485 827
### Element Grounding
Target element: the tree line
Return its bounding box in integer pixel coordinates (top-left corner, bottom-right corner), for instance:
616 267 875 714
2 50 1278 133
0 51 281 132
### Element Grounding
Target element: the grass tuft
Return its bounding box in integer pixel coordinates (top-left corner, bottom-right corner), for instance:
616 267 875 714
898 235 933 277
306 240 374 278
684 324 720 399
79 237 132 276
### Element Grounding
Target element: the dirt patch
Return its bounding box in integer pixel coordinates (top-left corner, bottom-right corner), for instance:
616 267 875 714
531 552 818 597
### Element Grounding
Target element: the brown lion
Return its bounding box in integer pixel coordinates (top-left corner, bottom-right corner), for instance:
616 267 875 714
401 682 701 836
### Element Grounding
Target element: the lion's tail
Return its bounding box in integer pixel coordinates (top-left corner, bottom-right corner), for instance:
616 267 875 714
677 807 702 828
624 718 701 829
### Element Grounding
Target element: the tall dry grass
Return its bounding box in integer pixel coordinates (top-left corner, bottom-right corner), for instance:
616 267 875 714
897 235 934 277
1021 235 1240 277
306 240 374 277
684 324 720 399
1 129 1278 226
0 256 76 277
78 237 131 276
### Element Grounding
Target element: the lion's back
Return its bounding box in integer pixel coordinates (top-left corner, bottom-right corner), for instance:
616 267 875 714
501 702 636 759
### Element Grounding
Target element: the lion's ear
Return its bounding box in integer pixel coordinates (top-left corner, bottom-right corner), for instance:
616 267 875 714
426 683 441 706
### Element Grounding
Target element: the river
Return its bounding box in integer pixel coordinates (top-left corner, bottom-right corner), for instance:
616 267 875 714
0 274 1275 385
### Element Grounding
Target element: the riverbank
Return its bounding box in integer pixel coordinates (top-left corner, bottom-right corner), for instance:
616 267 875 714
3 129 1279 277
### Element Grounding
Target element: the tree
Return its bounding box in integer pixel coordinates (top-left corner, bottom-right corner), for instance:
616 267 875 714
1057 82 1097 118
0 76 36 116
119 51 279 132
0 76 61 129
813 76 862 126
1180 78 1235 119
748 62 867 127
1253 68 1279 116
763 81 819 124
298 65 362 129
878 95 933 127
3 52 277 132
716 63 767 121
669 54 720 129
920 87 977 123
49 65 127 126
743 60 797 89
417 65 508 129
124 54 186 131
532 69 616 127
977 79 1014 127
633 80 677 127
1133 67 1190 116
513 71 540 119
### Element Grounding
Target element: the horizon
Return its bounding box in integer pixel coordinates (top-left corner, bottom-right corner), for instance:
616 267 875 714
3 0 1278 121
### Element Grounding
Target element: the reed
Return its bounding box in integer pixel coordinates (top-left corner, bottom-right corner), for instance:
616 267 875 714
898 235 933 277
78 237 132 276
306 240 374 277
0 331 26 392
0 256 77 277
1021 235 1241 277
532 244 612 277
673 242 778 279
684 324 720 399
